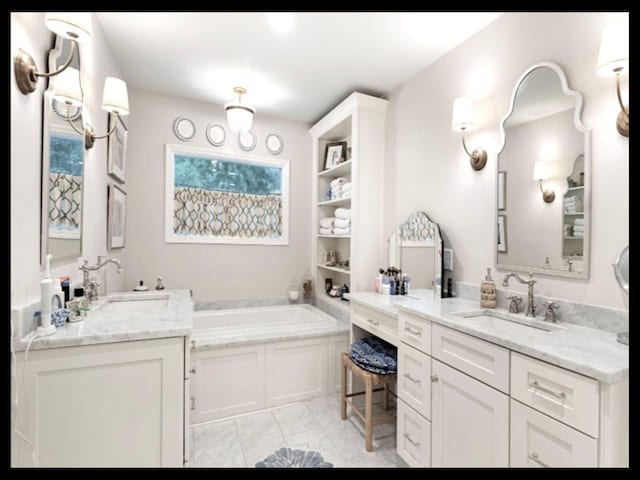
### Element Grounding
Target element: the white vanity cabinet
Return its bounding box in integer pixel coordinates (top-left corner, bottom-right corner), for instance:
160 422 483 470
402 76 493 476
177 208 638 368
12 337 185 467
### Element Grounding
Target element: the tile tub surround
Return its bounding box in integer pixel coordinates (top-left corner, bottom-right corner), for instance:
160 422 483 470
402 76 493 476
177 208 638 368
313 296 351 322
454 281 628 334
12 289 193 352
195 296 297 311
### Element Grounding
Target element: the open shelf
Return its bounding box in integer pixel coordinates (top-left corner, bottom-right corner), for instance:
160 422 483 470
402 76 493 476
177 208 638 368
316 293 351 312
563 212 584 215
564 236 585 240
318 197 351 207
318 159 352 177
318 264 351 275
567 186 585 191
317 234 351 239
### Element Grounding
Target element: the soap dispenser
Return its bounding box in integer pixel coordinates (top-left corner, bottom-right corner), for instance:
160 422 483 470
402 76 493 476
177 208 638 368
37 254 58 336
480 267 497 308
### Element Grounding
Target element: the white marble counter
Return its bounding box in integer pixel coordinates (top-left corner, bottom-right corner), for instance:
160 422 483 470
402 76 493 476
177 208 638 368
13 290 193 352
347 292 628 383
346 289 439 319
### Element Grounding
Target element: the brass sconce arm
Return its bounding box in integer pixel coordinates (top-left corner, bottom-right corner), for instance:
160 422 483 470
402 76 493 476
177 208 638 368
616 75 629 116
538 180 555 203
83 113 119 150
15 41 77 94
461 130 488 171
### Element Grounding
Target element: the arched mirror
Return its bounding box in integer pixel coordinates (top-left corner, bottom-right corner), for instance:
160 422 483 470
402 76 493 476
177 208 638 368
497 62 591 279
387 211 444 298
41 36 85 265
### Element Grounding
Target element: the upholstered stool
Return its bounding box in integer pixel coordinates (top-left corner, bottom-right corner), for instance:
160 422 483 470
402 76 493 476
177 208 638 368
340 352 397 452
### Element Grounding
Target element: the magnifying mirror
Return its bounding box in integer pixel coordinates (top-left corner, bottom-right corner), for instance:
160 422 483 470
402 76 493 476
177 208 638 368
613 245 629 345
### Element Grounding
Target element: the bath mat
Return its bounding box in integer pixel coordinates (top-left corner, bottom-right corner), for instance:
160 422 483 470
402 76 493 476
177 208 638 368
255 447 333 468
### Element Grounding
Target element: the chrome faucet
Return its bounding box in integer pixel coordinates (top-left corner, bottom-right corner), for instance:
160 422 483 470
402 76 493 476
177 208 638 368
502 272 537 317
79 256 123 302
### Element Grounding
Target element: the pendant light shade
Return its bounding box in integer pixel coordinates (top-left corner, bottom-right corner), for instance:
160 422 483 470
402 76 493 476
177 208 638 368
45 12 93 42
225 87 255 133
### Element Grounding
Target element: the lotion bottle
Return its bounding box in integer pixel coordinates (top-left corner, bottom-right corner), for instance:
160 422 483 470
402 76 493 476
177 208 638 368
480 267 497 308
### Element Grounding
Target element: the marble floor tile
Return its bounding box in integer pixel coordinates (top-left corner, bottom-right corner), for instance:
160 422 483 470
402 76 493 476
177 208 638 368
192 418 238 443
234 411 281 443
272 403 321 436
240 429 287 467
191 432 246 468
283 428 343 467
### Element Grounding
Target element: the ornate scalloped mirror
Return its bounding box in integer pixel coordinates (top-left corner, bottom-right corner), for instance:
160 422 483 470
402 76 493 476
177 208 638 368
496 62 591 279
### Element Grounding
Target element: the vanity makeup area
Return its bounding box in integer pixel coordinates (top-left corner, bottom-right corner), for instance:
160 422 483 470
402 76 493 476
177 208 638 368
347 62 628 468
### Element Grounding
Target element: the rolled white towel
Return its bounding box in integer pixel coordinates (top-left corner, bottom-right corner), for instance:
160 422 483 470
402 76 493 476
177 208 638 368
334 218 351 228
572 232 584 238
319 217 335 228
573 226 585 232
319 227 333 235
333 227 351 235
330 176 349 188
574 218 585 226
335 208 351 220
341 182 352 191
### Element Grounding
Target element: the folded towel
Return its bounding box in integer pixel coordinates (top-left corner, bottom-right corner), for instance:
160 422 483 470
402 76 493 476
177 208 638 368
319 227 333 235
334 218 351 228
335 208 351 220
319 217 335 228
341 182 352 191
574 218 585 226
333 227 351 235
330 176 349 188
572 232 584 238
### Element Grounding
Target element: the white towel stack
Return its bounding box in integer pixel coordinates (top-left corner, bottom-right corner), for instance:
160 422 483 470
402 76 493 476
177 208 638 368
319 217 334 235
563 196 583 214
574 218 585 226
333 208 351 235
329 177 352 200
572 225 585 238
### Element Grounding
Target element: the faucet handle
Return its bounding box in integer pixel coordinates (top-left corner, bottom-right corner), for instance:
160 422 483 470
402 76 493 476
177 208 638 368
507 295 522 313
544 301 560 322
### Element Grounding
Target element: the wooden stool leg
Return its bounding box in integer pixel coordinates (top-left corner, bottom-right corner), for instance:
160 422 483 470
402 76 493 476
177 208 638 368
383 381 389 410
365 376 373 452
340 357 347 420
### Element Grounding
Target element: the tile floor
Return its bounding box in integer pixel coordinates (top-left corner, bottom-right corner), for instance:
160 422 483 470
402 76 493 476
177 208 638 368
188 393 409 468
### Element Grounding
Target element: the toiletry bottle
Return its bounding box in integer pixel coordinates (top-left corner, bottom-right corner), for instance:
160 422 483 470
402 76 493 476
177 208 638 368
447 278 453 298
390 276 396 295
402 274 409 295
38 254 56 336
381 275 390 295
480 267 497 308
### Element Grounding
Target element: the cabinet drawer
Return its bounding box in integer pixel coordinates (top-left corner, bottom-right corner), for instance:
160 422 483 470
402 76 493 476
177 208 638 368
399 312 431 354
511 352 599 437
398 343 431 419
510 399 598 467
397 399 431 468
352 304 398 341
431 324 509 393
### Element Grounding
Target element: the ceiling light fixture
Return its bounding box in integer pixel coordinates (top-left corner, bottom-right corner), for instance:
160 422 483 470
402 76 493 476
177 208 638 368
225 87 255 134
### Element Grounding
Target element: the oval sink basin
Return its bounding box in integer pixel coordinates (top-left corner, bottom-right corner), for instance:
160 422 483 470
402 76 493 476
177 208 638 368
452 309 564 333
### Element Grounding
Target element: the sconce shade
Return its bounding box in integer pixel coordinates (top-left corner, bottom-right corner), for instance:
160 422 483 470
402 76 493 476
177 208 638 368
225 102 255 133
597 17 628 77
533 161 549 181
45 12 92 43
52 66 83 107
451 96 474 132
102 77 129 116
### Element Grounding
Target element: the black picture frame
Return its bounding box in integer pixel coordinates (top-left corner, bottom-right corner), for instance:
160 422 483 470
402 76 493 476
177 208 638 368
323 141 347 170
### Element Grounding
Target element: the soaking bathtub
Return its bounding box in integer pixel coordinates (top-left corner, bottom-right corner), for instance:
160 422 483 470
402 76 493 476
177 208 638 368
189 304 349 424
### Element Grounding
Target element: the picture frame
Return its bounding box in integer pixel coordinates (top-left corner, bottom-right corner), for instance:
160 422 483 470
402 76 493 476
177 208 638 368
498 171 506 210
443 248 454 271
107 114 128 183
497 214 507 253
323 141 347 170
108 184 127 249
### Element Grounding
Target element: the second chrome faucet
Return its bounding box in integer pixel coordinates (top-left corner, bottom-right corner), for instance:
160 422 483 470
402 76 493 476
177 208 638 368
502 272 537 317
79 256 122 302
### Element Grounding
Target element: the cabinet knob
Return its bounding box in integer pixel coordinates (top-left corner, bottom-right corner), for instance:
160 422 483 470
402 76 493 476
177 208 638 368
190 366 196 375
430 374 439 383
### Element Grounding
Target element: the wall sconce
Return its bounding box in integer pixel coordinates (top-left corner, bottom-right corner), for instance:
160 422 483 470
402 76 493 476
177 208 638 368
451 96 488 171
225 87 255 133
14 12 92 95
596 17 629 137
533 161 555 203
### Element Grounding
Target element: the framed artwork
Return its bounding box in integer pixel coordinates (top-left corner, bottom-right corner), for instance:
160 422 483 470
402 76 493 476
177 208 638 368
108 184 127 249
323 141 347 170
497 214 507 253
498 171 506 210
165 144 290 245
107 114 128 182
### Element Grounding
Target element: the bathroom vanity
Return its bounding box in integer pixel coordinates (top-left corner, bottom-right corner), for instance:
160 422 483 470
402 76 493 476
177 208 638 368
347 292 628 468
11 290 193 467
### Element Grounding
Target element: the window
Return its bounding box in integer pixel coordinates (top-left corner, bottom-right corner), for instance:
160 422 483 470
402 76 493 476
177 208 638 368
165 144 289 245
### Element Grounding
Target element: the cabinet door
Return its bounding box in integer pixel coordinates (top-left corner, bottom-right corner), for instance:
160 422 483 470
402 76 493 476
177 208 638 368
511 399 597 467
397 399 431 467
431 359 509 467
14 337 184 467
327 334 349 393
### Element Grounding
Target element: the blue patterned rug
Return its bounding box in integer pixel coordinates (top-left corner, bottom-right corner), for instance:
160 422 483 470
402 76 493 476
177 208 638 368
255 447 333 468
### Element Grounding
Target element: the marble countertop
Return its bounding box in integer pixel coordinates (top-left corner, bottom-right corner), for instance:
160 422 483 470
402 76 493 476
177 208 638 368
346 289 440 319
13 290 193 352
348 292 628 383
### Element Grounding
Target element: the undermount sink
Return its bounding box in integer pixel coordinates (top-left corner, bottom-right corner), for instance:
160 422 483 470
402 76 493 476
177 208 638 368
452 309 564 333
97 294 170 313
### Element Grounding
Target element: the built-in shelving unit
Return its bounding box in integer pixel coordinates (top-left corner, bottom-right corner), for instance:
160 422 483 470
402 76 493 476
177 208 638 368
317 159 352 177
317 197 352 207
318 265 351 275
562 154 585 260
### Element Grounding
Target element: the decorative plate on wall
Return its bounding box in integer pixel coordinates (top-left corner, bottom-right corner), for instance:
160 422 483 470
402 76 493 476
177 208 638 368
174 116 196 141
265 133 284 155
238 130 257 151
206 123 226 147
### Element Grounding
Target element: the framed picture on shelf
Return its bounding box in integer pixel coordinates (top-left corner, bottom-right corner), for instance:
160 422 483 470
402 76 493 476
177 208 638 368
497 214 507 253
443 248 454 271
323 141 347 170
498 171 506 210
108 184 127 249
107 114 128 183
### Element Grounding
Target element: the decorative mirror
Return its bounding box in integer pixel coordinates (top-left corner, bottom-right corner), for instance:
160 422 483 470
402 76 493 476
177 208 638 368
613 245 629 295
265 133 284 155
497 62 591 279
387 211 444 298
174 116 196 141
205 123 225 147
238 130 257 151
41 36 84 265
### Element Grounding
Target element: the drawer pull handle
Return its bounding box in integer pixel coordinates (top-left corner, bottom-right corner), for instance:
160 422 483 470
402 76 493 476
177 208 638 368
529 380 566 400
190 396 196 410
367 319 380 326
404 327 422 337
430 375 439 383
403 373 421 384
403 433 420 447
528 452 550 468
190 366 196 375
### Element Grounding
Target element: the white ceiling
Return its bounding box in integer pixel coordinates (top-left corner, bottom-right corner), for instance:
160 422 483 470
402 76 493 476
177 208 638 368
96 12 502 124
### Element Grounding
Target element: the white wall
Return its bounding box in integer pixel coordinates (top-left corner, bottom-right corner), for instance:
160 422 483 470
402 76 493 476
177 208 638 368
11 13 126 308
123 88 311 301
385 12 628 309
